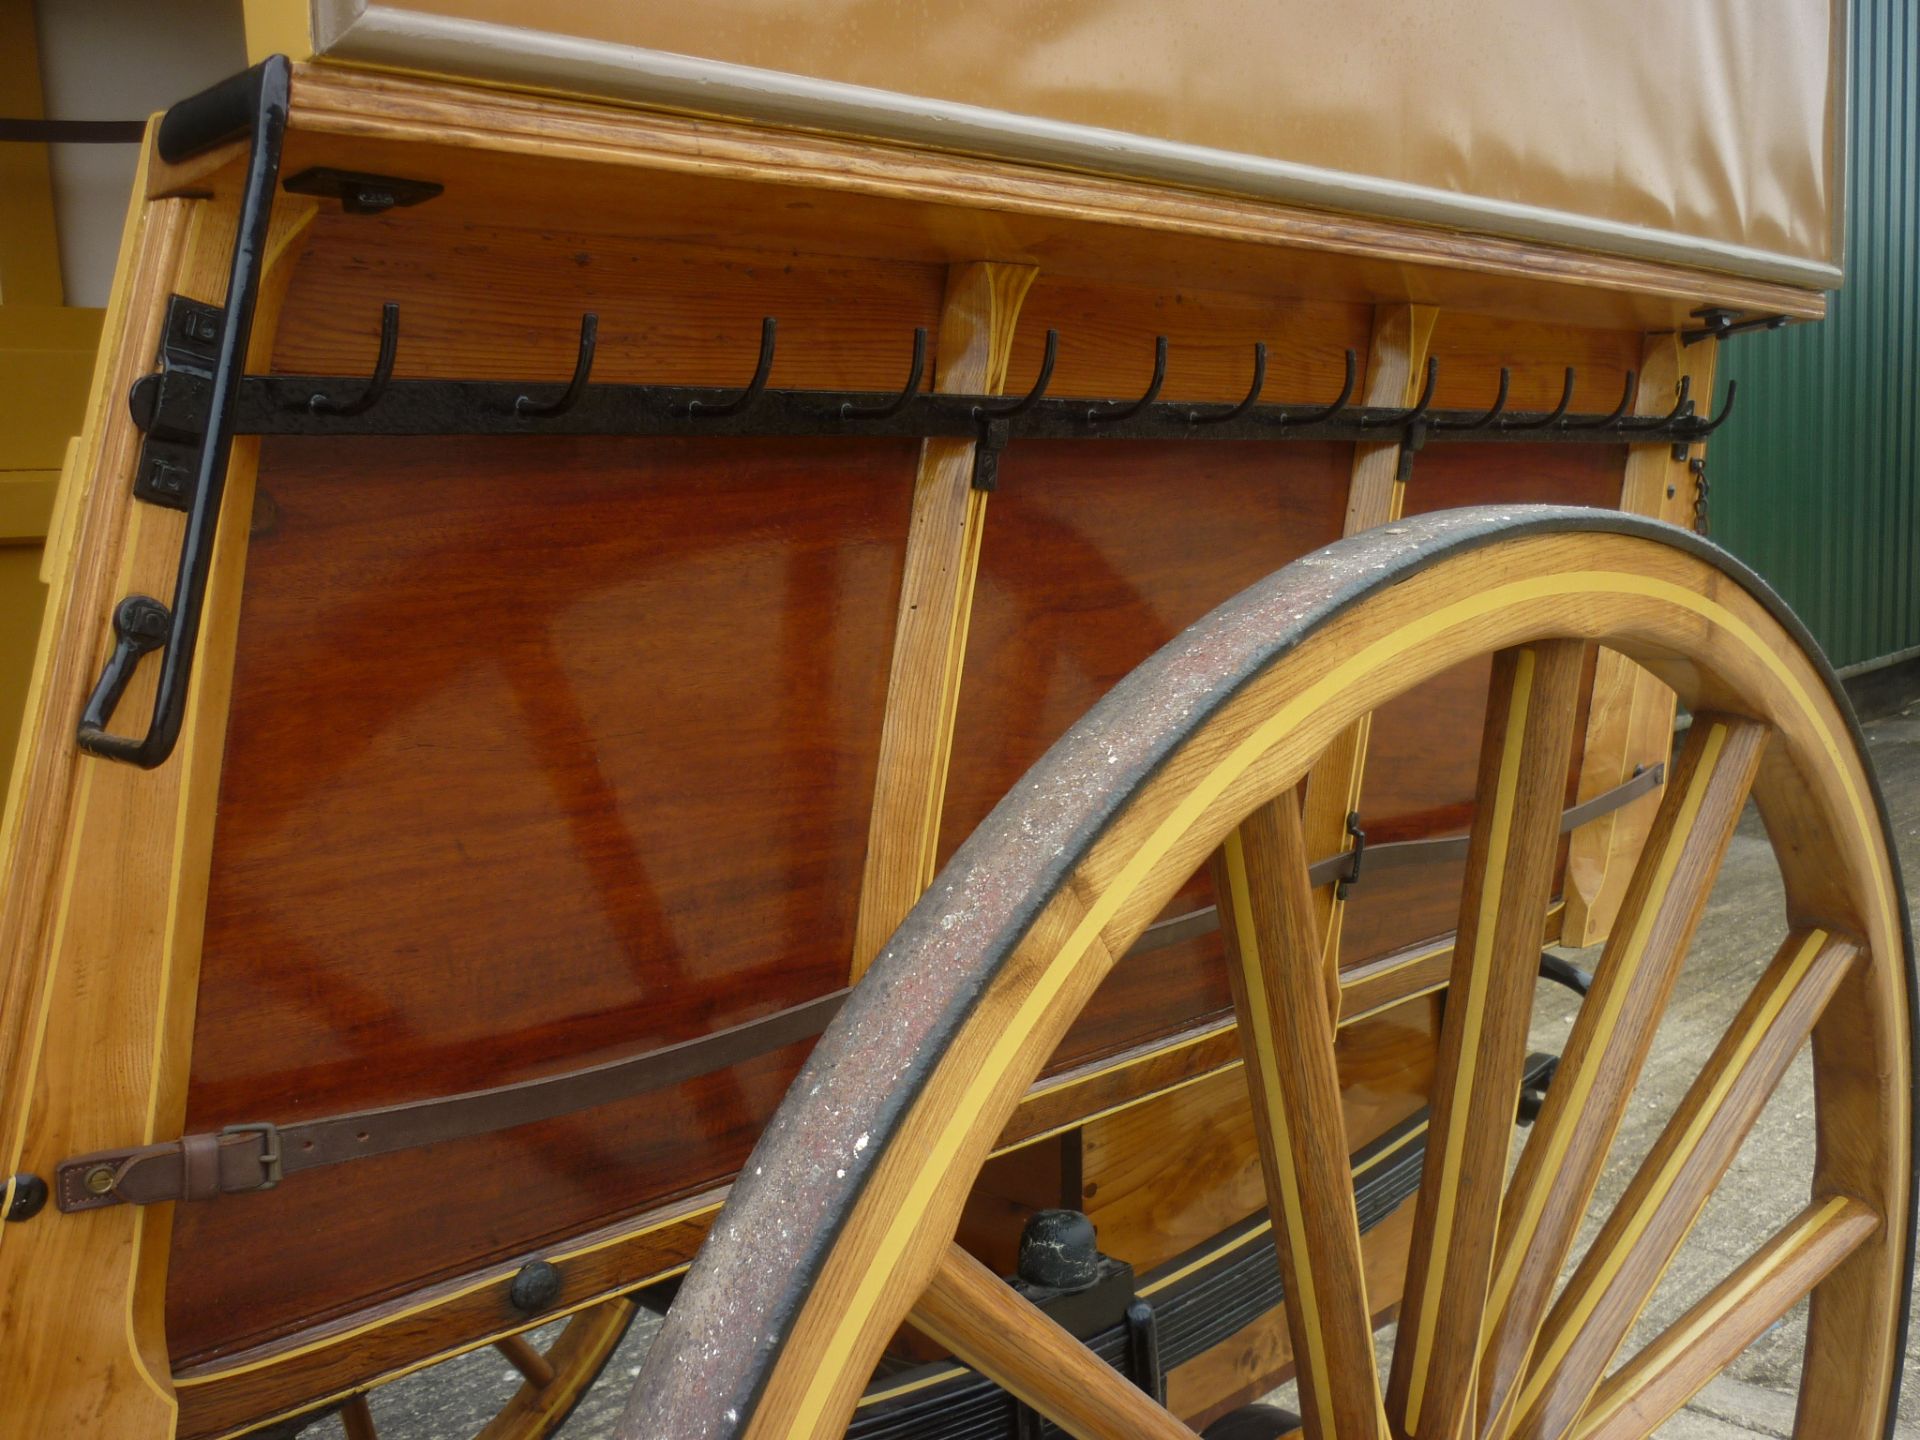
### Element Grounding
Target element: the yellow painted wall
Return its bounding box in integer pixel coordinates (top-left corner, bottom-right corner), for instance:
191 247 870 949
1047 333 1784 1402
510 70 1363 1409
0 0 105 802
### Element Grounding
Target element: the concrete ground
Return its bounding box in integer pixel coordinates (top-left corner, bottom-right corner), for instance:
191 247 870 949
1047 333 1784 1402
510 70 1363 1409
303 704 1920 1438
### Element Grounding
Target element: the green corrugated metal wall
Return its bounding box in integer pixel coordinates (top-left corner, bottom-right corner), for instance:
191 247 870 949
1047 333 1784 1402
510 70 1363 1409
1709 0 1918 672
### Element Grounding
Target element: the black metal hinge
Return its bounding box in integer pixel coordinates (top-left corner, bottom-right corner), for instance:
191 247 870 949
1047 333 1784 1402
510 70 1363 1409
129 296 224 511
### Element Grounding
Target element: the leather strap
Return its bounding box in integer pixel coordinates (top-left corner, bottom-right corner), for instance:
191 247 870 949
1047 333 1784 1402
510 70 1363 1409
56 990 847 1211
54 765 1660 1211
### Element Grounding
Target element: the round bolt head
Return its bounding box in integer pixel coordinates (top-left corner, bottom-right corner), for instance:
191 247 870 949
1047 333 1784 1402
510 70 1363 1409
1017 1208 1101 1292
509 1259 563 1314
85 1165 116 1196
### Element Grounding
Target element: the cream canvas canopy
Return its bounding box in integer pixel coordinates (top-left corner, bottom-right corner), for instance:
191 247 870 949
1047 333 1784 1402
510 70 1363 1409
266 0 1847 290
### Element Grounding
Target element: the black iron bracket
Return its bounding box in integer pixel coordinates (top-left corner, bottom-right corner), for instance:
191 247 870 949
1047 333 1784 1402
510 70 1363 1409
1681 306 1791 346
1335 811 1368 900
76 56 290 769
281 165 443 215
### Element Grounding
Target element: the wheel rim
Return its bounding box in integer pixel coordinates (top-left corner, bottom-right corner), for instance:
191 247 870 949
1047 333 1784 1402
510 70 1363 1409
627 506 1912 1440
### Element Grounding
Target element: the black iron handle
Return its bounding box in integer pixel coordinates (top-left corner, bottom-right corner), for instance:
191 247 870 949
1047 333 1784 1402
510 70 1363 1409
77 56 289 769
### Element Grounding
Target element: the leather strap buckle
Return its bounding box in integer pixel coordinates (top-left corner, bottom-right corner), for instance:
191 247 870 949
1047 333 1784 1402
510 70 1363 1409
220 1122 282 1191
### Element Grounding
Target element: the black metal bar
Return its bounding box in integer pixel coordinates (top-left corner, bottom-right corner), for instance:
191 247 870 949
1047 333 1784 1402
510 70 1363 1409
1358 354 1439 429
308 303 399 417
1432 367 1510 431
145 371 1723 448
1681 308 1792 346
1563 369 1637 431
687 316 775 418
1687 380 1740 438
1087 335 1167 423
1501 367 1577 431
515 313 597 419
1186 342 1266 425
1276 348 1357 427
841 327 927 419
77 56 289 770
975 329 1058 419
1620 374 1692 433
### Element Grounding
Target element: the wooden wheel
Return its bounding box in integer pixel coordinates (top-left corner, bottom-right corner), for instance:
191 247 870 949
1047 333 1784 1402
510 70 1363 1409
625 506 1912 1440
320 1297 637 1440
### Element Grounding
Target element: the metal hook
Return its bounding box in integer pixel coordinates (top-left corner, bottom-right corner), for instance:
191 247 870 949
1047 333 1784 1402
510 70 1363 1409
1621 374 1693 432
1187 343 1267 425
1358 355 1439 428
515 313 598 418
1685 380 1739 438
1434 367 1510 431
1563 369 1637 430
1087 336 1167 424
1276 349 1358 427
310 302 398 416
975 330 1058 420
841 327 927 420
1501 367 1577 431
689 317 777 418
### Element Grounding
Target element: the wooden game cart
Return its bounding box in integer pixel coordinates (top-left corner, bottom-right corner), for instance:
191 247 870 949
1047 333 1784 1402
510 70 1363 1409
0 5 1907 1438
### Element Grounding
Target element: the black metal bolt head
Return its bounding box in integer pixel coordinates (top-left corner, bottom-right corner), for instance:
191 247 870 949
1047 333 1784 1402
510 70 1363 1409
1017 1208 1101 1293
508 1259 563 1314
5 1173 48 1223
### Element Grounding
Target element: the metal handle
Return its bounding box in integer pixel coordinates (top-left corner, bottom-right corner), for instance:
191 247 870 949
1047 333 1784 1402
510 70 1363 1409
76 56 288 769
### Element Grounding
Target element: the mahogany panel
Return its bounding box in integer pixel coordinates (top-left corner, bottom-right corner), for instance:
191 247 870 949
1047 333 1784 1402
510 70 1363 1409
938 438 1353 1070
170 432 914 1363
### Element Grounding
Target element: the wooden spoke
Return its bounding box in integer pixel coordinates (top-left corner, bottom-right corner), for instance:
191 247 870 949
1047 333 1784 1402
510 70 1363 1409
1213 794 1393 1439
341 1395 379 1440
1387 642 1586 1439
908 1243 1197 1440
1569 1197 1879 1440
496 1333 557 1389
477 1298 639 1440
1476 717 1769 1434
1505 929 1860 1440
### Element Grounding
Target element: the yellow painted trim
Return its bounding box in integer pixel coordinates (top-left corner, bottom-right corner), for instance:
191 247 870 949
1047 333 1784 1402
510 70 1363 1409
1483 723 1730 1324
1567 1195 1857 1440
780 565 1899 1439
1404 646 1535 1430
1510 929 1834 1424
174 1197 715 1386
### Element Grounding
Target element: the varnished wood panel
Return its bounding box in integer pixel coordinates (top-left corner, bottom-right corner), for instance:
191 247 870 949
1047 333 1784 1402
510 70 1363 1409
1081 1001 1437 1273
938 440 1351 1067
170 433 914 1362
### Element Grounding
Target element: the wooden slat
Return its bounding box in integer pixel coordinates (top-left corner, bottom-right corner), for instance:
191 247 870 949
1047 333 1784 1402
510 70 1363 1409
851 260 1036 978
1385 641 1585 1439
1300 302 1437 1013
1506 929 1860 1440
0 150 315 1433
1569 1197 1878 1440
1213 794 1392 1439
909 1242 1197 1440
1561 333 1719 946
340 1395 379 1440
1476 717 1768 1434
